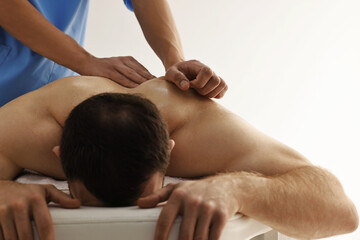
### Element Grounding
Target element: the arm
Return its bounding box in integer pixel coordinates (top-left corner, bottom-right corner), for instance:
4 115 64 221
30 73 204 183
138 100 358 239
0 156 80 240
132 0 228 98
131 0 184 70
139 162 358 240
0 0 154 87
0 99 80 240
232 166 358 238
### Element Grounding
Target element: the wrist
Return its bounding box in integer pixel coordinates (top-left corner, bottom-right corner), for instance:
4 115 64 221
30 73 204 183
71 49 97 75
163 52 185 70
217 172 268 214
234 172 269 215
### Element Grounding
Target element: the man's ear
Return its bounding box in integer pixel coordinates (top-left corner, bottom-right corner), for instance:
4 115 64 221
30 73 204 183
169 139 175 152
52 146 61 158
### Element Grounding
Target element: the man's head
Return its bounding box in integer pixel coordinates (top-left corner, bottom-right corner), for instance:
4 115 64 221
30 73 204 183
58 93 171 207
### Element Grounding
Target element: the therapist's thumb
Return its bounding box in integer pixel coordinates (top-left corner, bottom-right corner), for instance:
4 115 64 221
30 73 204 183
165 67 190 91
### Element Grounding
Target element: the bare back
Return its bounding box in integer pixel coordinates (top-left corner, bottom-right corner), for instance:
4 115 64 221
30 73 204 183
0 76 308 181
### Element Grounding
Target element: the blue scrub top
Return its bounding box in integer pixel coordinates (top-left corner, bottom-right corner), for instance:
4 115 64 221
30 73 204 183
0 0 133 107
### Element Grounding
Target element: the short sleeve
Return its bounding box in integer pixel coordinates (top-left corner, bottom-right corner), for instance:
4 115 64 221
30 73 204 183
123 0 134 12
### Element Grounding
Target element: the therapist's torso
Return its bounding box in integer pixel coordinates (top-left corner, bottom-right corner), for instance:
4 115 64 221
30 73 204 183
0 0 90 106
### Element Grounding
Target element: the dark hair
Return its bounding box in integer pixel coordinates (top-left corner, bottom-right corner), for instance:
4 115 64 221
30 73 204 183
60 93 170 207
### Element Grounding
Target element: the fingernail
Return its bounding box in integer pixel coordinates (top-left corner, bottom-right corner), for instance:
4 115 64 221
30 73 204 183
180 80 188 89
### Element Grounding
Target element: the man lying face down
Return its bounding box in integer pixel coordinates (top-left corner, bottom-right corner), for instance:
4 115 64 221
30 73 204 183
59 93 171 207
0 76 358 240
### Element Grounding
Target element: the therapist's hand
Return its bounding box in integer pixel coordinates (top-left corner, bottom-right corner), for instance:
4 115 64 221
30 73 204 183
137 177 239 240
79 56 156 88
165 60 228 99
0 181 81 240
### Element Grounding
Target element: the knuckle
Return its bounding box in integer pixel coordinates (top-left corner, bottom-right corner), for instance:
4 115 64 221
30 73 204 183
203 202 215 214
188 197 201 208
219 80 226 89
202 66 212 75
213 76 221 85
29 193 43 204
165 182 177 189
12 200 26 212
172 189 186 199
0 205 9 216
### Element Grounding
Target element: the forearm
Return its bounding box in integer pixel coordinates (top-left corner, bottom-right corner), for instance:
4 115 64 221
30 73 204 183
231 166 358 239
132 0 185 69
0 0 92 73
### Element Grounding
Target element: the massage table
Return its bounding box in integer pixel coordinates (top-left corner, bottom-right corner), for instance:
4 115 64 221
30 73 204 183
16 172 279 240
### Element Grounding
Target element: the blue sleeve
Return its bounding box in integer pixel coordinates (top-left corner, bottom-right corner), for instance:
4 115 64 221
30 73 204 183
123 0 134 12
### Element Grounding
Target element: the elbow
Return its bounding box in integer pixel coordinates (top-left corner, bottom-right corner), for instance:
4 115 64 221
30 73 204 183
345 202 359 233
335 199 359 235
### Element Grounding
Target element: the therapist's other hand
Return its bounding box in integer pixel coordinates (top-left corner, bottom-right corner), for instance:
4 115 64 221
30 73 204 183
137 177 239 240
165 60 228 99
0 181 80 240
79 56 156 88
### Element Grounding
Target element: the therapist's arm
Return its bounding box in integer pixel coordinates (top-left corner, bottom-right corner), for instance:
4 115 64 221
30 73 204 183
0 0 154 87
132 0 228 99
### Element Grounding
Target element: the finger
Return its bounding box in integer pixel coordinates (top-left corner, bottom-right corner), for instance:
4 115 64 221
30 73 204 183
31 196 54 240
176 60 204 80
124 59 156 79
154 199 181 240
178 201 199 240
194 75 221 96
214 84 228 99
115 64 148 84
190 66 214 89
209 211 227 240
109 71 139 88
165 68 190 90
45 185 81 209
193 204 213 240
14 205 34 240
206 79 227 98
0 211 18 240
137 183 176 208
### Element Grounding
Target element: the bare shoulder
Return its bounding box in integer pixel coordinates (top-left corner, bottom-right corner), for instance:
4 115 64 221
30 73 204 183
42 76 122 126
42 76 120 94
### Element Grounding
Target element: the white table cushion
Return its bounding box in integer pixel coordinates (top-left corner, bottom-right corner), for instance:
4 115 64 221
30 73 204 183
16 172 272 240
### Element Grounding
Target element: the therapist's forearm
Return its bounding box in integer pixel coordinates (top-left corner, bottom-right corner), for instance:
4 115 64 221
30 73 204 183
132 0 185 70
0 0 92 74
235 166 358 239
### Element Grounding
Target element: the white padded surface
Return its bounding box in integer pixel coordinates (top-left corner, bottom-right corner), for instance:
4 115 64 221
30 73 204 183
16 172 272 240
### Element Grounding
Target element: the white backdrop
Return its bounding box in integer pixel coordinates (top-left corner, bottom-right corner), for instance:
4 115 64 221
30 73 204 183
85 1 360 239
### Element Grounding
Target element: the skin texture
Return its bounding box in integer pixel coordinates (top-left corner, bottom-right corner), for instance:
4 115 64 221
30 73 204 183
0 0 227 98
0 76 358 240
